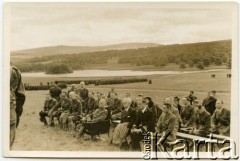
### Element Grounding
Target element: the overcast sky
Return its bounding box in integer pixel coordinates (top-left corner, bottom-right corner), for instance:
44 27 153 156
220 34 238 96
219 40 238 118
10 3 232 51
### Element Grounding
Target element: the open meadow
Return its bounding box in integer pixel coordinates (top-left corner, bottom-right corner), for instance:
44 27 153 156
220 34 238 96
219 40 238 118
11 69 231 151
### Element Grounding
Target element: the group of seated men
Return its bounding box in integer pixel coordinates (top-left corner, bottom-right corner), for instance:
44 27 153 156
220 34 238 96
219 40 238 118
39 81 230 151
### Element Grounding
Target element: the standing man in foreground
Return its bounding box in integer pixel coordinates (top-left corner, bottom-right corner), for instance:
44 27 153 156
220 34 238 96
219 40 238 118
10 66 26 147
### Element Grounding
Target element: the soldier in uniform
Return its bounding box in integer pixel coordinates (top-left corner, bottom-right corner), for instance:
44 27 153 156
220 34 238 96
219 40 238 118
190 105 211 137
173 96 182 114
130 99 155 151
39 94 57 126
144 97 162 124
48 92 71 128
83 92 97 115
10 66 26 147
164 96 181 133
188 91 197 105
75 99 108 138
49 81 62 102
109 92 122 120
202 90 217 115
68 92 82 133
211 100 230 136
156 103 177 142
180 97 195 129
77 81 89 109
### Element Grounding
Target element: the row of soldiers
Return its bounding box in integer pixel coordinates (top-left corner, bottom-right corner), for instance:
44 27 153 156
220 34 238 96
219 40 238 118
39 81 230 151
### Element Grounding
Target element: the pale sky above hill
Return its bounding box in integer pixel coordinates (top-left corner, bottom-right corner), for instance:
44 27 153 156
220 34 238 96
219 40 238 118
9 3 233 51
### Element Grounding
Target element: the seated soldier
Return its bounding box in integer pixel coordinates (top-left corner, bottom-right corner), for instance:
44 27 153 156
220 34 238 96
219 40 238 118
49 81 62 102
211 100 230 136
109 92 122 120
190 105 211 137
111 98 137 150
48 92 71 128
164 96 181 133
180 97 195 130
83 92 97 115
75 99 108 138
156 103 177 143
39 94 57 126
144 97 162 124
130 99 155 151
68 92 82 134
76 81 89 109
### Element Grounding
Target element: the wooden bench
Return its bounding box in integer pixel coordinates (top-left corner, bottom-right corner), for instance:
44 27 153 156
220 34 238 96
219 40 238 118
176 132 208 140
207 134 230 140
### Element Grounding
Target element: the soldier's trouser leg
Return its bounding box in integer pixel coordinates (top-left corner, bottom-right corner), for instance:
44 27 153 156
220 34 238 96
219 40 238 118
10 106 16 147
48 111 57 125
68 116 75 132
60 112 69 130
130 132 143 151
39 111 48 125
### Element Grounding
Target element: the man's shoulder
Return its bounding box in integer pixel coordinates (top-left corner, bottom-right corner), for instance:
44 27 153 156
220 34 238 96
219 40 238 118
50 98 57 102
11 66 20 71
222 108 230 114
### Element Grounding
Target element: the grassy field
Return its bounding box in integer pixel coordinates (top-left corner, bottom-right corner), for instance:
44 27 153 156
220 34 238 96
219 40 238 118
11 70 231 151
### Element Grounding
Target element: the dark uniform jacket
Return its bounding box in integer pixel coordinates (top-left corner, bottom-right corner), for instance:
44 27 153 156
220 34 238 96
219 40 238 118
212 108 230 127
49 86 62 101
10 66 26 127
69 99 82 116
195 110 211 136
121 107 137 128
84 97 97 114
180 105 195 127
44 98 57 112
134 108 155 133
202 96 217 115
147 103 162 124
52 98 71 112
77 88 89 102
109 98 122 115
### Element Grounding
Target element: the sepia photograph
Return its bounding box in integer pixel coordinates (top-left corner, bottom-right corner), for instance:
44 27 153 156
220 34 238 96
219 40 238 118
3 2 239 159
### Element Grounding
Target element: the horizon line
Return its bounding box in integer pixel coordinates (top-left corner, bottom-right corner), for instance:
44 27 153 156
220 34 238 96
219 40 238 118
11 39 231 53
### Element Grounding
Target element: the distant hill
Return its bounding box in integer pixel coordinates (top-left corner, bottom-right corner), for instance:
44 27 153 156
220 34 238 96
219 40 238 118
11 40 231 73
11 43 160 57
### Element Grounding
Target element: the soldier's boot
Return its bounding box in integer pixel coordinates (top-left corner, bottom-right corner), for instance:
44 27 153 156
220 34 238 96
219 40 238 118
42 117 48 126
49 122 55 127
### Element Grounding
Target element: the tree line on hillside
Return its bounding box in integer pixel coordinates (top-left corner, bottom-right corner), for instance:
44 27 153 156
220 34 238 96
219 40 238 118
11 40 231 73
